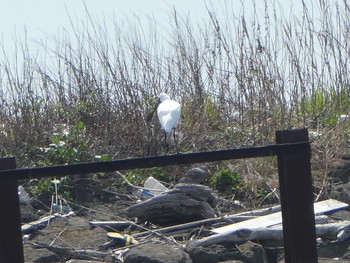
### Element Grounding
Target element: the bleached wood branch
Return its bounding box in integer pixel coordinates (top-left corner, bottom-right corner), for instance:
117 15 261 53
193 221 350 247
22 211 75 233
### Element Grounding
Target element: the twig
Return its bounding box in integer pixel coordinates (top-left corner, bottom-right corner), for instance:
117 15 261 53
50 227 68 246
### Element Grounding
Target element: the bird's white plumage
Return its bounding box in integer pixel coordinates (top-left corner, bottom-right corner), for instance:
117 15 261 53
157 93 181 133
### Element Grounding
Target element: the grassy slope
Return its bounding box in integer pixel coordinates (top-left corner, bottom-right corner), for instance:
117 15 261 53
0 0 349 206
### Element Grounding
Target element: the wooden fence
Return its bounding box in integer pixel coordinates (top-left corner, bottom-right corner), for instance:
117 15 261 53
0 128 318 263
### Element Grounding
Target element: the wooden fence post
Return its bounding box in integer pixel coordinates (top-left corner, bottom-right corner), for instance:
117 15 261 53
0 157 24 263
276 129 318 263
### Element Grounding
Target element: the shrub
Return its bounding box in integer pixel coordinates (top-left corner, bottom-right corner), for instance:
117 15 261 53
210 168 243 194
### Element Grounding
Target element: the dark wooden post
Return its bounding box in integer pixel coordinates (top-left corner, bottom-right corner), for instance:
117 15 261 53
0 157 24 263
276 129 318 263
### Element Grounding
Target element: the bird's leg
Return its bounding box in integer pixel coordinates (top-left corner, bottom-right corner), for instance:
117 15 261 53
173 128 179 154
164 131 169 153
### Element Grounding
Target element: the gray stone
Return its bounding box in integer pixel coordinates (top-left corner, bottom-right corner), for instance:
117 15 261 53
188 242 268 263
329 161 350 183
124 242 192 263
189 245 221 263
179 166 210 184
330 183 350 204
126 184 217 225
318 239 350 259
231 241 269 263
66 260 104 263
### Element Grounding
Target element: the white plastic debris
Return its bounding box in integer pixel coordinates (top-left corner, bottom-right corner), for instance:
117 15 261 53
144 176 168 195
18 186 31 205
338 114 350 123
136 188 156 198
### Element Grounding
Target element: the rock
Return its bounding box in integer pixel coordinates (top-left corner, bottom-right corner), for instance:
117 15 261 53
277 239 350 262
329 161 350 183
126 184 217 225
318 259 350 263
231 241 268 263
188 245 221 263
318 239 350 259
188 241 267 263
20 203 40 223
124 242 192 263
264 247 284 263
23 242 63 262
179 166 210 184
341 153 350 160
66 260 104 263
279 258 350 263
18 185 31 205
330 183 350 204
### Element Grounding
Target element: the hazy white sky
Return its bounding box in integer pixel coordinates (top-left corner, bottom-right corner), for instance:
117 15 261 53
0 1 218 42
0 0 312 59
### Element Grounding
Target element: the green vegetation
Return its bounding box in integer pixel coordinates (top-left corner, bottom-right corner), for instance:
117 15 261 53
210 169 243 194
124 167 170 186
26 120 95 199
0 0 349 205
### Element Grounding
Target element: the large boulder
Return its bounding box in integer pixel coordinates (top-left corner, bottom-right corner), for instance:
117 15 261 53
126 184 217 225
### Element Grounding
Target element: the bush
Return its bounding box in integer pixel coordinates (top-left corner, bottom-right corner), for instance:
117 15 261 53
210 169 243 194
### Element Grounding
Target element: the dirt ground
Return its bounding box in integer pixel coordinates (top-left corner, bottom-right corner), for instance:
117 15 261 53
19 171 350 263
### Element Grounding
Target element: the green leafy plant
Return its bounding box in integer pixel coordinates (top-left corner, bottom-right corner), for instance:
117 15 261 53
210 168 243 193
299 88 350 128
124 169 146 185
44 121 91 165
27 121 92 198
27 176 72 201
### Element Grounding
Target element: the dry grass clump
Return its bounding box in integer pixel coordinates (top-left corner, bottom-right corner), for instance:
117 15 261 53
0 0 349 204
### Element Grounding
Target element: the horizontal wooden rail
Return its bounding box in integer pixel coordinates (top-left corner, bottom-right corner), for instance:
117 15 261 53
0 142 309 181
0 128 317 263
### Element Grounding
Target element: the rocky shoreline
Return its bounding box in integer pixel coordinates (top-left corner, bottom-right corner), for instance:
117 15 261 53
19 162 350 263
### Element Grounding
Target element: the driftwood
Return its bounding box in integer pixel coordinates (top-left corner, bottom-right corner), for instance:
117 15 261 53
126 184 217 225
133 214 256 237
90 215 328 240
22 211 75 234
212 199 348 234
234 204 281 217
33 241 110 261
91 204 283 237
193 221 350 247
90 215 256 238
89 221 133 229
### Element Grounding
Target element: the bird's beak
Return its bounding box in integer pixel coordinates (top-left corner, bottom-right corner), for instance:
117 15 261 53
146 98 160 122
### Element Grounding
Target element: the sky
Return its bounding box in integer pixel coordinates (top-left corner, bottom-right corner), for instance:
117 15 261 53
0 1 220 50
0 0 306 58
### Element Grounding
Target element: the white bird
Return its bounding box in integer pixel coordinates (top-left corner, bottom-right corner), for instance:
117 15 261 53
147 92 181 151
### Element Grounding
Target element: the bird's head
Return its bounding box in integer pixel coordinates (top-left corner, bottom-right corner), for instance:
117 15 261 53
146 94 163 122
158 92 170 102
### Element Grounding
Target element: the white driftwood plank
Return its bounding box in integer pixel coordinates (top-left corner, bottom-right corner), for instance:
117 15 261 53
22 212 75 233
212 199 348 234
194 221 350 247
